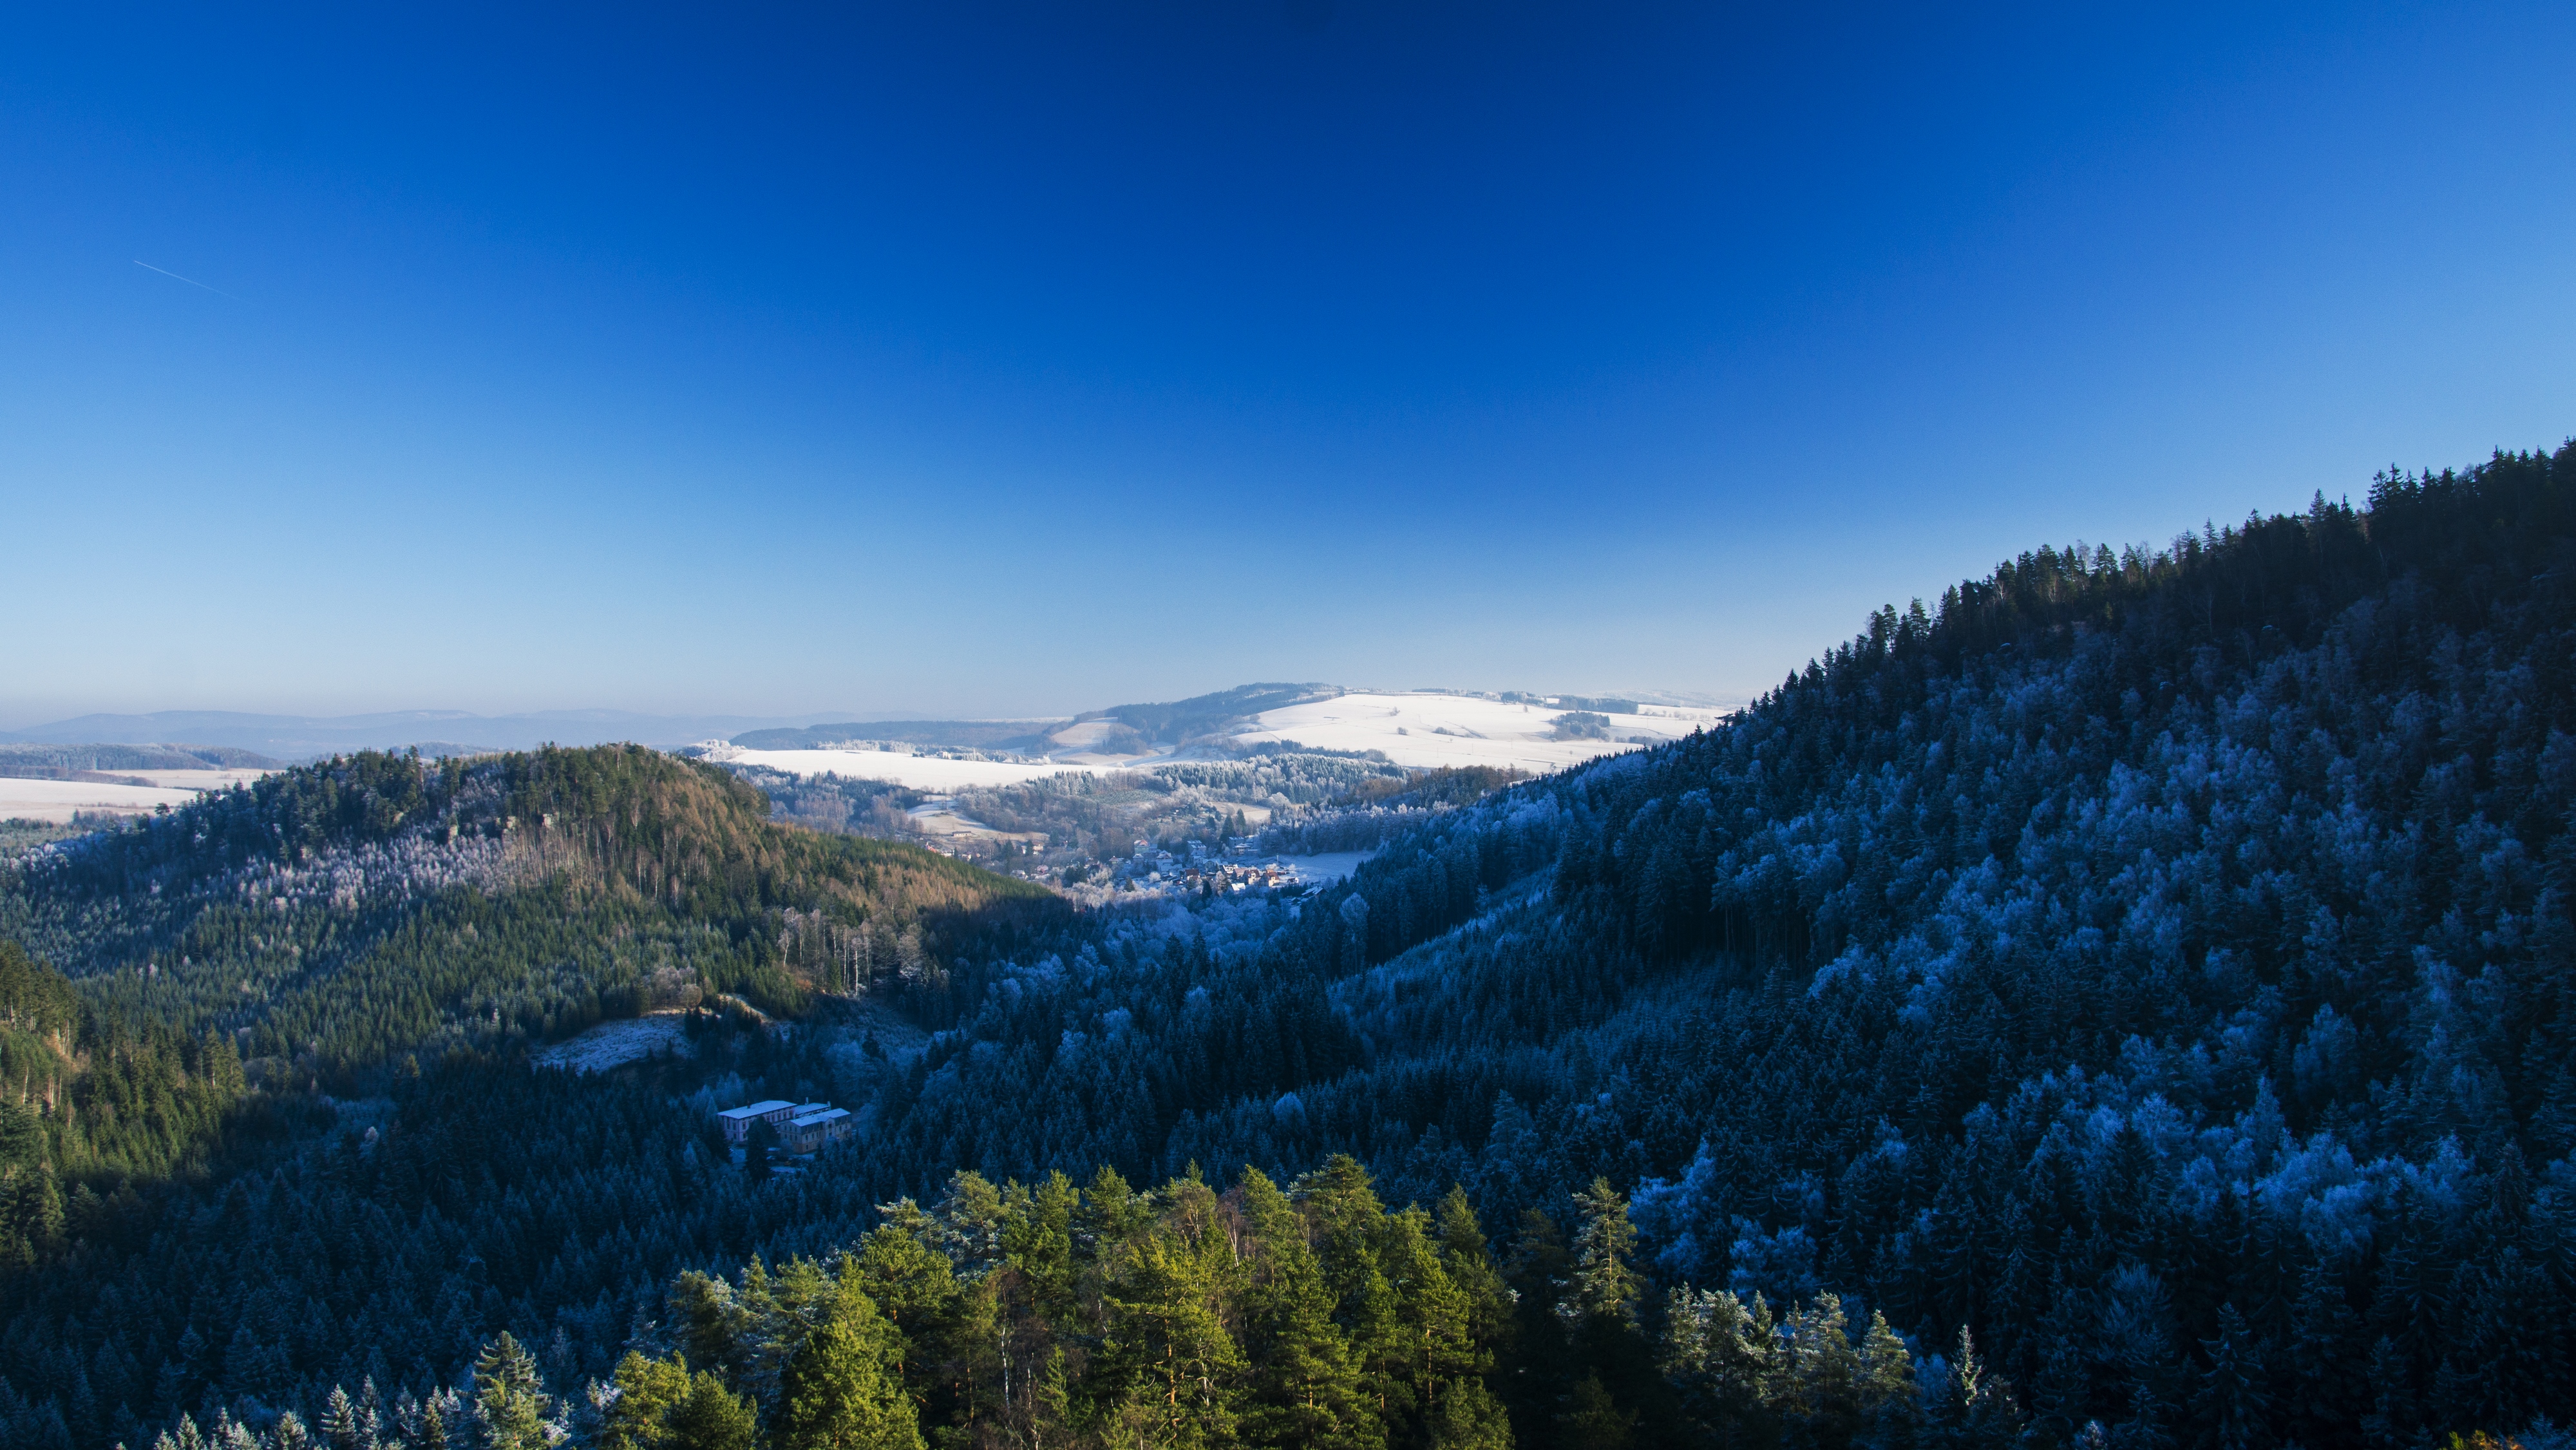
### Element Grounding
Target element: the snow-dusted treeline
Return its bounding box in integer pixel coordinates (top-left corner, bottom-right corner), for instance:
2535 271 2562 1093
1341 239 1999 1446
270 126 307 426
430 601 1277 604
14 450 2576 1449
869 448 2576 1444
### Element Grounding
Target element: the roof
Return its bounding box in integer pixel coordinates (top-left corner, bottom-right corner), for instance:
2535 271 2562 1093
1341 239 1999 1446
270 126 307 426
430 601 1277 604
718 1099 797 1121
791 1109 852 1127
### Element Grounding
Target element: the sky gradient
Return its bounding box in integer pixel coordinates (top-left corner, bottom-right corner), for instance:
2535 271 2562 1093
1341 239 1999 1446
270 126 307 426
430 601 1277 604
6 2 2574 725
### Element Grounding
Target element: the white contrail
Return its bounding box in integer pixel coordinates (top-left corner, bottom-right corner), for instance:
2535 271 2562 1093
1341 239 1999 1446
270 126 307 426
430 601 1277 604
133 260 240 300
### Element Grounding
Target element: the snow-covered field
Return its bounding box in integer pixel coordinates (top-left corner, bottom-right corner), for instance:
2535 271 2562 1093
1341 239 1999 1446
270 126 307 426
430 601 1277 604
906 797 1047 844
1276 850 1378 884
706 745 1088 791
0 772 269 823
1231 692 1723 772
108 767 272 792
1045 719 1129 752
699 692 1728 792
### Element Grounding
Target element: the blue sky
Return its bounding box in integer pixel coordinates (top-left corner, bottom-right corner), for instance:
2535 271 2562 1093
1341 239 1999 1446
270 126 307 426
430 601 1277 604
5 2 2573 723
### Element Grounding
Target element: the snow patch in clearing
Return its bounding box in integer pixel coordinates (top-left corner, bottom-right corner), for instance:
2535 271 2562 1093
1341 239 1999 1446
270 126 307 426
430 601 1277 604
1277 850 1378 884
534 1013 694 1073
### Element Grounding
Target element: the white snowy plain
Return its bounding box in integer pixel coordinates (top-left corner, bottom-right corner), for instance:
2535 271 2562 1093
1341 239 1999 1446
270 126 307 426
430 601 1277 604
1232 692 1724 772
708 692 1728 790
0 768 272 823
710 747 1091 791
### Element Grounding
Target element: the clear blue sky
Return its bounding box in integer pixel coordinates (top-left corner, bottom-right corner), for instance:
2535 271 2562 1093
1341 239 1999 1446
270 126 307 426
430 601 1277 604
6 2 2572 724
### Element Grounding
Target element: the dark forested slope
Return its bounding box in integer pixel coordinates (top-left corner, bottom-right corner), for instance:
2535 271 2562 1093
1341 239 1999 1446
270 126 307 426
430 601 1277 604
5 745 1059 1069
10 448 2576 1450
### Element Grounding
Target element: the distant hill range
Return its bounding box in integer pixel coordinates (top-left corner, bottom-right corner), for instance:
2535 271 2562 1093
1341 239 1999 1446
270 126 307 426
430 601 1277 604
725 686 1344 757
730 719 1066 752
0 741 281 778
0 709 878 761
5 686 1699 765
1081 682 1340 746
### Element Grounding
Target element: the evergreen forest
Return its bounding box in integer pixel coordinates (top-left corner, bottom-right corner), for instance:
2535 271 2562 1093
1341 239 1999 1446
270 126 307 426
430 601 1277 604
9 446 2576 1449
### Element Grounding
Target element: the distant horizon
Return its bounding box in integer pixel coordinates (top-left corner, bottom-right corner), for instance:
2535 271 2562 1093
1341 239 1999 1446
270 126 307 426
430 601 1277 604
0 682 1744 748
8 5 2573 732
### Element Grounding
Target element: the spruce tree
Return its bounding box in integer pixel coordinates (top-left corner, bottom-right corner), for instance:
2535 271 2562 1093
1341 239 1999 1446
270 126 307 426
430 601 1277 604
320 1386 361 1450
418 1393 451 1450
1858 1308 1919 1442
1563 1178 1641 1330
2198 1304 2269 1450
470 1332 548 1450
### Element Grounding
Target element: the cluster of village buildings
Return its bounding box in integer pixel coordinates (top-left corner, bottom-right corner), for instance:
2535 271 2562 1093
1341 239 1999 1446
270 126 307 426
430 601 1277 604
715 1098 853 1155
1113 835 1300 896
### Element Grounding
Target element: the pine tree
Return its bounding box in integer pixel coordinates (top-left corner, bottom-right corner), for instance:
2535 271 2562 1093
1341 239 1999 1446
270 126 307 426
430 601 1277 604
1383 1203 1482 1435
1778 1292 1863 1439
1433 1188 1513 1352
668 1272 746 1386
931 1170 1010 1278
849 1208 960 1395
1295 1156 1408 1421
1922 1328 2022 1449
663 1372 755 1450
1561 1373 1636 1448
1423 1377 1513 1450
772 1292 922 1450
1499 1208 1574 1441
1096 1176 1245 1449
1077 1167 1156 1259
1662 1284 1774 1433
1236 1169 1378 1450
1002 1170 1080 1326
598 1352 692 1450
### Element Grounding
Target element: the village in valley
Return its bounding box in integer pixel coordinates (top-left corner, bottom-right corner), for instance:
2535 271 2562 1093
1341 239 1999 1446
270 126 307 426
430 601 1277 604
1111 834 1298 898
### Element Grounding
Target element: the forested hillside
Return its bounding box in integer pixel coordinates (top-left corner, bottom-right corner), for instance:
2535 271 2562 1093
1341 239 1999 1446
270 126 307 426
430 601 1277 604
3 745 1059 1069
9 447 2576 1450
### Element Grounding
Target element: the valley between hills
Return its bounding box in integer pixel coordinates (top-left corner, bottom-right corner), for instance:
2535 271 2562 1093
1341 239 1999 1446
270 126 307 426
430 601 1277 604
6 450 2576 1449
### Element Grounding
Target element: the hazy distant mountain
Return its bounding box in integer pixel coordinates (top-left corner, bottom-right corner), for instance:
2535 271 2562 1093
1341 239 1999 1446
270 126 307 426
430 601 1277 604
730 719 1066 752
1082 682 1340 745
0 741 282 776
8 692 1710 765
0 709 871 760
